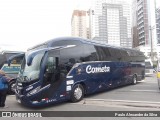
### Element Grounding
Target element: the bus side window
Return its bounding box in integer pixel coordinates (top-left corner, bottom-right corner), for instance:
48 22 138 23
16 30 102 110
60 43 84 72
83 44 98 61
46 57 56 73
95 46 106 61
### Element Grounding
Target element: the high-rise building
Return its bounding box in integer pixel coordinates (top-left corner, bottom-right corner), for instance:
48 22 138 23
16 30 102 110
132 0 158 60
132 0 139 48
132 0 150 47
91 0 132 48
71 10 90 39
156 7 160 58
156 8 160 45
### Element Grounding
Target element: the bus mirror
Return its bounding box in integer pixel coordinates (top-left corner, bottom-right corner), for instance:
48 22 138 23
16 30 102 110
8 61 11 66
27 56 33 66
27 52 38 66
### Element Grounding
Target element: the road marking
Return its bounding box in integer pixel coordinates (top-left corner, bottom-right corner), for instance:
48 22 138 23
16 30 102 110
130 90 159 92
9 95 15 97
136 84 155 86
75 98 160 110
82 99 160 104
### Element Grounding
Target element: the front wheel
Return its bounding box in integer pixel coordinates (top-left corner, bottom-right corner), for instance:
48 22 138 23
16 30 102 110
70 84 84 102
132 75 137 85
8 80 16 94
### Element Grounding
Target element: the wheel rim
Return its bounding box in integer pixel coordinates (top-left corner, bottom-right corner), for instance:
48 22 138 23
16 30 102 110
133 76 137 84
74 86 82 100
11 83 16 92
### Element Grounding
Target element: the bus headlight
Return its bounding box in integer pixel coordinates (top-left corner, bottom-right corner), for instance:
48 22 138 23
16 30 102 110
27 86 41 96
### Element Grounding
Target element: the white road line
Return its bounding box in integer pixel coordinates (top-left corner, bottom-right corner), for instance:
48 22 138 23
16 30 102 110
9 95 15 97
83 99 160 104
130 90 158 92
75 98 160 110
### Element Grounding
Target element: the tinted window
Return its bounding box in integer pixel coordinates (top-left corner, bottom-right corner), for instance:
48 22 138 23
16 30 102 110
52 40 81 47
60 42 83 72
82 44 98 61
95 46 111 61
108 48 122 61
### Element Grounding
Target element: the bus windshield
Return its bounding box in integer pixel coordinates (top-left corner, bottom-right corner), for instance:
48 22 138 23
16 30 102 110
145 61 152 68
18 52 45 82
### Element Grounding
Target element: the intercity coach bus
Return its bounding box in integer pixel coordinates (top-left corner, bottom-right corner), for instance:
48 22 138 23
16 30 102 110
0 50 24 94
9 37 145 107
145 58 154 75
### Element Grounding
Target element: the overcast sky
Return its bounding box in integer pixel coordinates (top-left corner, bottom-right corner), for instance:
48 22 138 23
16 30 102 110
0 0 159 51
0 0 92 51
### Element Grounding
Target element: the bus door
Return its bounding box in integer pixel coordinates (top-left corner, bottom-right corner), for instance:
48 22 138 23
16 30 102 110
43 50 66 100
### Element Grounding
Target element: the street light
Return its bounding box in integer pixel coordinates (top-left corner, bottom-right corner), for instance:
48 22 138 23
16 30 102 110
149 26 154 61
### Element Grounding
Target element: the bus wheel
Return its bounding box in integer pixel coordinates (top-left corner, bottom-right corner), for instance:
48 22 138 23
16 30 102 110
8 80 16 94
132 75 137 85
71 84 84 102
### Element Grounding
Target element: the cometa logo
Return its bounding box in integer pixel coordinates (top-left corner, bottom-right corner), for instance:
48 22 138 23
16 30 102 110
86 65 110 74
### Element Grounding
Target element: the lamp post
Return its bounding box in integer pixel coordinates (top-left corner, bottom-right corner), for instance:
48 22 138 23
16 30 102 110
149 26 154 61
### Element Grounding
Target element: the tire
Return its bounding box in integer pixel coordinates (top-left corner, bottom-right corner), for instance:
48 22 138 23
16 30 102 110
132 75 137 85
70 84 84 102
8 80 16 94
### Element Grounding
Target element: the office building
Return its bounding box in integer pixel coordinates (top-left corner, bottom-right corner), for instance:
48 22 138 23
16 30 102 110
91 0 132 48
71 10 90 39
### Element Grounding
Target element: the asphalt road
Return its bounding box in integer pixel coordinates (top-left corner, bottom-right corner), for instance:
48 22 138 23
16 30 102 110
1 74 160 120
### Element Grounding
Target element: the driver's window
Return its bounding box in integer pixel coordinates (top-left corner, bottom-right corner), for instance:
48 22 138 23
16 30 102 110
46 57 56 73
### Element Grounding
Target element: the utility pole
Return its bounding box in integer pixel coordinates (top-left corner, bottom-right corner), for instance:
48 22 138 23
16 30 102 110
149 26 155 62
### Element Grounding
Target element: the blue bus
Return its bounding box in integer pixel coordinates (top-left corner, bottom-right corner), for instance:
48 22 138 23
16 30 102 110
10 37 145 107
0 51 24 94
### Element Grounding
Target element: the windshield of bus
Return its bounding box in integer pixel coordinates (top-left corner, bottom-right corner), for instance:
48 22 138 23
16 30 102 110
145 61 153 69
0 53 23 73
18 52 45 82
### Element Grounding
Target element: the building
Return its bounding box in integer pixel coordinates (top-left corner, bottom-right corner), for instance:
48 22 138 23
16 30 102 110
91 0 132 48
132 0 139 48
156 7 160 45
156 7 160 59
71 10 90 39
132 0 158 61
132 0 156 47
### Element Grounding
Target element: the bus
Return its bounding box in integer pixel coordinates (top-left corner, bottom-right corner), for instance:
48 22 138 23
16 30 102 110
9 37 145 107
145 59 154 75
0 50 24 94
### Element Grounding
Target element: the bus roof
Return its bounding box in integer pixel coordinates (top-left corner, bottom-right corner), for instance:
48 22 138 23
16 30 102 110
28 37 142 54
0 50 24 55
